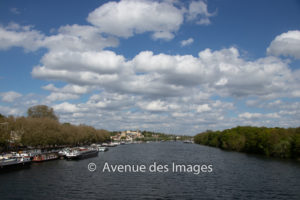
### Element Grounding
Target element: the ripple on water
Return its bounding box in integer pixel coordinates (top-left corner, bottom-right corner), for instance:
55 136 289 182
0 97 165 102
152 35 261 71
0 142 299 200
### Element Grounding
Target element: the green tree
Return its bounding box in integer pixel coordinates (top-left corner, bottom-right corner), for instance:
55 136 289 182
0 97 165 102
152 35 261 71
27 105 58 121
0 114 9 151
291 128 300 158
194 126 300 159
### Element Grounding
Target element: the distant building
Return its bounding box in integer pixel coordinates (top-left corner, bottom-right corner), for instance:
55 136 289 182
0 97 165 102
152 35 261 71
111 130 144 141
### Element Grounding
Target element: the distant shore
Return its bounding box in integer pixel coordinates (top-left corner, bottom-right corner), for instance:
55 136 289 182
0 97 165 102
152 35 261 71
194 126 300 160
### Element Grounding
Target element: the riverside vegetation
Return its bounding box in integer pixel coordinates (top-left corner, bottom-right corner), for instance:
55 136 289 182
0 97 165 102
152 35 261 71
194 126 300 159
0 105 191 152
0 105 110 152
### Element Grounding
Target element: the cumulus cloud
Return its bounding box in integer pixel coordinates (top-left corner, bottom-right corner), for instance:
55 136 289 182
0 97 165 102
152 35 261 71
239 112 262 119
139 100 169 112
47 93 237 134
180 37 194 46
46 93 80 102
152 31 175 40
86 0 215 40
86 92 135 110
0 0 215 54
42 24 118 52
186 1 215 25
0 106 22 116
196 104 211 113
0 23 44 51
87 0 183 40
31 46 298 100
40 50 125 74
239 112 279 120
43 84 92 95
0 3 299 134
267 30 300 59
0 23 118 53
0 91 22 102
53 102 80 113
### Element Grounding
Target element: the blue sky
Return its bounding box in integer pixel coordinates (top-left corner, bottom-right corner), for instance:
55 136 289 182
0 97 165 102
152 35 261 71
0 0 300 135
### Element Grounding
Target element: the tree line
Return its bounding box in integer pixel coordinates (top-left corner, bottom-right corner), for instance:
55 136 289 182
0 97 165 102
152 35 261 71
194 126 300 159
0 105 110 152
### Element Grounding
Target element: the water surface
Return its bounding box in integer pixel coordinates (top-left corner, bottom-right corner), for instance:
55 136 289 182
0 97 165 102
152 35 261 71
0 142 299 199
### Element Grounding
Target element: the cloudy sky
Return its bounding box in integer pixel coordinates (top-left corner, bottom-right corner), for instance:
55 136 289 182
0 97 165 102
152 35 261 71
0 0 300 135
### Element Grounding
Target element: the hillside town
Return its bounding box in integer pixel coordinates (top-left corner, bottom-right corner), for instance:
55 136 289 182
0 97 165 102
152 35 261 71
110 130 144 142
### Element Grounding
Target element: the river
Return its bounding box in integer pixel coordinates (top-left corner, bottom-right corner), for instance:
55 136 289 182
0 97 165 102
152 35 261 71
0 142 299 199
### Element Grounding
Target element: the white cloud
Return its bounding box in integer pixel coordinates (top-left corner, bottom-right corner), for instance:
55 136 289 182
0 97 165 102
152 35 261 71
180 37 194 46
196 104 211 112
0 91 22 102
46 93 80 102
152 31 175 40
186 1 215 25
40 50 125 74
43 84 91 95
0 106 22 116
239 112 262 119
86 0 214 41
196 18 211 25
0 23 44 51
53 102 79 113
239 112 279 120
1 1 216 52
10 8 20 15
267 30 300 59
87 0 183 40
139 100 169 112
31 47 298 100
42 24 118 52
0 23 118 53
0 5 299 134
86 92 135 110
49 94 237 134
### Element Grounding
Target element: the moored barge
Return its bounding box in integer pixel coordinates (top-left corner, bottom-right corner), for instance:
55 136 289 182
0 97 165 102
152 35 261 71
32 153 59 162
0 156 31 172
65 148 98 160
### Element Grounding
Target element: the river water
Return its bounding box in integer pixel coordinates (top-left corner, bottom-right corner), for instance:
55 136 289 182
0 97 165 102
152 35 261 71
0 142 299 199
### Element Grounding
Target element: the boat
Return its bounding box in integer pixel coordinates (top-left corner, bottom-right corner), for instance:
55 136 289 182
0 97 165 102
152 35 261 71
91 144 109 152
97 146 108 152
18 149 41 159
58 148 71 158
65 147 98 160
101 143 108 147
0 156 31 171
183 140 194 144
107 142 119 147
32 152 59 162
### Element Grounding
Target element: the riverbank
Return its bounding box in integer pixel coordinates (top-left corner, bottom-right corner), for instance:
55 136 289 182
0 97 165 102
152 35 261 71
194 126 300 160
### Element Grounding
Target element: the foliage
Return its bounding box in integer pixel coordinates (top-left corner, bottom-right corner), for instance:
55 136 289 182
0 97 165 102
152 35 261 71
194 126 300 159
27 105 58 121
0 110 110 151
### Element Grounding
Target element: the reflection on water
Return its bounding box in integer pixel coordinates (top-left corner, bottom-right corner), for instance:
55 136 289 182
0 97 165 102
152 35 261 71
0 142 299 199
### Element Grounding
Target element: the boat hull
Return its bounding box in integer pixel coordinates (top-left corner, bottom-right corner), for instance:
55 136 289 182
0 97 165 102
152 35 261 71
0 159 31 172
66 150 98 160
32 153 59 162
